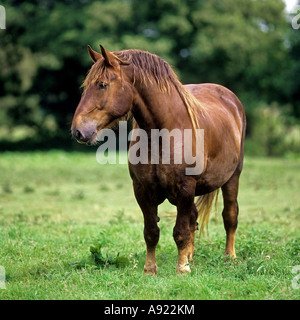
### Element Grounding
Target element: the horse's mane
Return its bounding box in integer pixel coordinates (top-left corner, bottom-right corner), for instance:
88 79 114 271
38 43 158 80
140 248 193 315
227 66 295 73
82 49 205 131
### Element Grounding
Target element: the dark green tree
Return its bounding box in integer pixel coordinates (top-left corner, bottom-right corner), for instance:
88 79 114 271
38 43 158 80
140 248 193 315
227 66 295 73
0 0 298 151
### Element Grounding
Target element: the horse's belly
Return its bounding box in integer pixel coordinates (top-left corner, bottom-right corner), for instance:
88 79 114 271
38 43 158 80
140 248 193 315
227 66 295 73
195 160 239 195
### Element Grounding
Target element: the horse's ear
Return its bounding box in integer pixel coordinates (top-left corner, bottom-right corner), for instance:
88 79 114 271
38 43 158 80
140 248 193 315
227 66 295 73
88 45 102 63
100 45 130 66
100 45 115 67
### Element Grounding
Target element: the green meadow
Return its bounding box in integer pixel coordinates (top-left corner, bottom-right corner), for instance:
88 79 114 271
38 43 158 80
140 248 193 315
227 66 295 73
0 151 299 300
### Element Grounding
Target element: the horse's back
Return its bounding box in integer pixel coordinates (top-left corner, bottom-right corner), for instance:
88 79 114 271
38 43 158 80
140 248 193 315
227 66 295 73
185 83 245 125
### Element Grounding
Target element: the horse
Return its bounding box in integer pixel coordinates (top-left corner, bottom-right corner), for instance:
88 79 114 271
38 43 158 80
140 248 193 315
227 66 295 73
71 45 246 274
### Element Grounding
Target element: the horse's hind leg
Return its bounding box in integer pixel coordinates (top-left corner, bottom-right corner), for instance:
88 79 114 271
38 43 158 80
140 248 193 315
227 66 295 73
221 169 241 258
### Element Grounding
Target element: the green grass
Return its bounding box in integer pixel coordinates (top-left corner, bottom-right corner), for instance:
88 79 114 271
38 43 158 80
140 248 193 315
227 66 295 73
0 151 299 300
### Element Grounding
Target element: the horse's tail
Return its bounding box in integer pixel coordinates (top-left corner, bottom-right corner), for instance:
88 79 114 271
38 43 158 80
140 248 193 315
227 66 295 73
196 189 220 238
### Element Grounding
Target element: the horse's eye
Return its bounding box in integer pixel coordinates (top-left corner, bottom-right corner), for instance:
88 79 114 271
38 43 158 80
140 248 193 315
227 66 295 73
98 82 108 89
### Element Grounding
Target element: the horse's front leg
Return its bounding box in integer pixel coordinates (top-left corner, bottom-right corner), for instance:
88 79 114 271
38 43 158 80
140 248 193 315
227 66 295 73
133 181 161 275
173 188 196 274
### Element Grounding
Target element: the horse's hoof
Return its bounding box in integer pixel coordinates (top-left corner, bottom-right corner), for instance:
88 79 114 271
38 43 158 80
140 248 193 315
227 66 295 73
144 265 157 276
176 264 191 274
224 253 237 264
224 252 236 259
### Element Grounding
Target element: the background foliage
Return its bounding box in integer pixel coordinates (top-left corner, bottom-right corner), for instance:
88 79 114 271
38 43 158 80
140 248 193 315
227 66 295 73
0 0 299 155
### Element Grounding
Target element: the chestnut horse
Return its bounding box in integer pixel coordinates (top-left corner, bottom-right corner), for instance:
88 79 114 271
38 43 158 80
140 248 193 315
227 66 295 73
71 45 246 274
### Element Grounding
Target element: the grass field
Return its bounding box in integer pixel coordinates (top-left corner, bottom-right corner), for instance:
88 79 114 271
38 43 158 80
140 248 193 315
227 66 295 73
0 151 299 300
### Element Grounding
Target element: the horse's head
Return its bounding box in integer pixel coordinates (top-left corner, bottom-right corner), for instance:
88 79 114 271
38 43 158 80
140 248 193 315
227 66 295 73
71 45 132 145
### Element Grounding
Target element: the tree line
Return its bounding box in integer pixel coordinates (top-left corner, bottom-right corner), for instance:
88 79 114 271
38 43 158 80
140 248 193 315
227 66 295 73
0 0 299 154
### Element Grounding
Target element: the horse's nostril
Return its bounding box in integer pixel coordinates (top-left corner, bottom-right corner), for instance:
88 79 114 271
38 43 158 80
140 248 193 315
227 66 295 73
73 126 95 144
75 129 85 142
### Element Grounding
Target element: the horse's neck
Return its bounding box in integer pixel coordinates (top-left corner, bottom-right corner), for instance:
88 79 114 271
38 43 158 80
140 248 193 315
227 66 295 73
131 83 188 131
